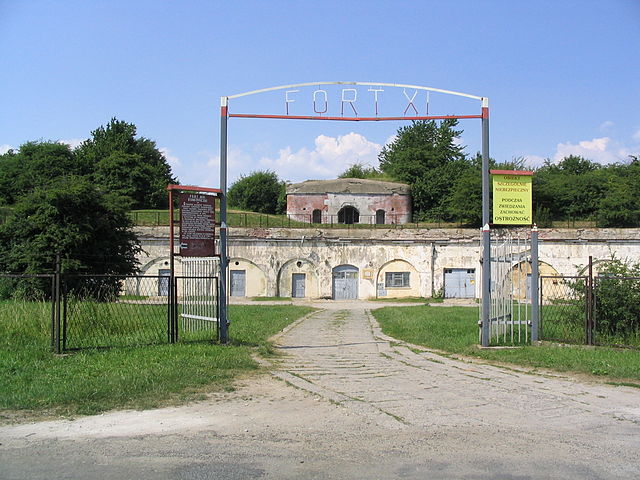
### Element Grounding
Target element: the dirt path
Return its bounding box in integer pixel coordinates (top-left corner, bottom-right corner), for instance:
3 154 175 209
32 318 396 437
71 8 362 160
1 304 639 479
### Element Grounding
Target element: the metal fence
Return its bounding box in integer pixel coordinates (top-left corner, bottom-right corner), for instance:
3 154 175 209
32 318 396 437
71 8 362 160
1 272 218 352
487 234 532 345
539 276 588 345
128 209 463 229
593 275 640 347
0 273 57 350
540 273 640 348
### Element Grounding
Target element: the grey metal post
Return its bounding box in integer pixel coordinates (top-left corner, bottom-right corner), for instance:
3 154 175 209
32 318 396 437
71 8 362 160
531 225 539 342
481 99 491 347
219 97 229 344
53 253 61 354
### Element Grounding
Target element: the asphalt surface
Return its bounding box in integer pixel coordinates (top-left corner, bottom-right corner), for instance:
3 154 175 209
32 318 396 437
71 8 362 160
1 303 639 479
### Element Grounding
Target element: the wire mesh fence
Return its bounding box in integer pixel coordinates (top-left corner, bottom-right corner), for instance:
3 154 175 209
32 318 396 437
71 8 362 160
540 274 640 348
62 274 219 350
0 274 56 351
539 276 588 345
593 276 640 348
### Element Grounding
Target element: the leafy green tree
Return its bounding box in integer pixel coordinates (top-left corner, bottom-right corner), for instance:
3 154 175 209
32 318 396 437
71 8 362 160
596 166 640 227
338 162 390 180
0 176 140 298
227 170 285 214
446 155 529 226
378 119 466 220
534 156 605 221
76 118 176 209
0 141 87 205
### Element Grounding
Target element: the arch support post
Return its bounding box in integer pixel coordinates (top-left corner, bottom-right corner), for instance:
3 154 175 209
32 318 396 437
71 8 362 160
481 100 491 347
219 97 229 344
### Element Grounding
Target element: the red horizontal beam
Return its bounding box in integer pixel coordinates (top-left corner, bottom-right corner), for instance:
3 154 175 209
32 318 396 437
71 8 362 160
228 113 483 121
167 184 223 194
490 170 534 176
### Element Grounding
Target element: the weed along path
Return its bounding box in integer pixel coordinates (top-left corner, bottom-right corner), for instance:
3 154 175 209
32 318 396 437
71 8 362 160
2 302 640 479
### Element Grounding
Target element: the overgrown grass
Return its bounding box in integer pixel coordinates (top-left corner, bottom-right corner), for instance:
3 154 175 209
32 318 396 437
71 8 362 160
373 305 640 382
0 300 314 418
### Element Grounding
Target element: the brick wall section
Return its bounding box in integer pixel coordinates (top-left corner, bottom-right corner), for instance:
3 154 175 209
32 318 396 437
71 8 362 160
287 192 412 224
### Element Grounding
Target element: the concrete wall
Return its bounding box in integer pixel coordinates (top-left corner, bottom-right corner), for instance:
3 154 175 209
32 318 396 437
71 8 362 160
135 226 640 300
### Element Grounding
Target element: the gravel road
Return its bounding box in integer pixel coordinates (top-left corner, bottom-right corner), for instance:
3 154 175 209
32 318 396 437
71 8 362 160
1 303 639 479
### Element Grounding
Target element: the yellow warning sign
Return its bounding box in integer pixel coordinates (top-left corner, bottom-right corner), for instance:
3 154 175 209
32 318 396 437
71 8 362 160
492 171 533 225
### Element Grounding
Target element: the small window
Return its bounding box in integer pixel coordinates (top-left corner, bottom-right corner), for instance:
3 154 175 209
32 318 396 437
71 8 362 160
385 272 410 288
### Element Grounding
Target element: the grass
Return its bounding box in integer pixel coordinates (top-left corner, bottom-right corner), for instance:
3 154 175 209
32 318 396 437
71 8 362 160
372 305 640 382
128 208 470 229
0 300 314 419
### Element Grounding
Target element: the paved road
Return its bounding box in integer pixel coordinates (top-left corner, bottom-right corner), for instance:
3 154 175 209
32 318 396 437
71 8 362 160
1 305 639 479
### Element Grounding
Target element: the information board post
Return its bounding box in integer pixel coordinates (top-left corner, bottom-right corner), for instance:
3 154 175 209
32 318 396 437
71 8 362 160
167 184 222 342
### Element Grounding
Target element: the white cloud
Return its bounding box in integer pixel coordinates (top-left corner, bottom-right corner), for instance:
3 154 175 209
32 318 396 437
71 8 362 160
259 132 382 182
633 128 640 142
159 147 182 168
599 120 614 132
58 138 85 149
552 137 629 164
0 144 14 155
384 134 397 147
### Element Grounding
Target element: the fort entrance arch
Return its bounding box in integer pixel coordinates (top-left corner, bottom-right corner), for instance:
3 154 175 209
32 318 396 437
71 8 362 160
219 81 490 343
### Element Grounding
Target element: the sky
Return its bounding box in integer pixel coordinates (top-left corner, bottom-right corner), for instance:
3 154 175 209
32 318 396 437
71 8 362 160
1 0 639 187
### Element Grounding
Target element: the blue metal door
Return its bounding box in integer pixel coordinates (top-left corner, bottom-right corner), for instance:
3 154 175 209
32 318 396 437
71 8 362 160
332 265 358 300
444 268 476 298
292 273 306 298
230 270 246 297
158 269 171 296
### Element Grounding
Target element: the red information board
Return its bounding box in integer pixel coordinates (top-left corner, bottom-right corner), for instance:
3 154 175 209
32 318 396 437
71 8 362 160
179 193 216 257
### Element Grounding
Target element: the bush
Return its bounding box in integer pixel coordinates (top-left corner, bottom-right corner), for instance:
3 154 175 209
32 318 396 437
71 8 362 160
593 259 640 341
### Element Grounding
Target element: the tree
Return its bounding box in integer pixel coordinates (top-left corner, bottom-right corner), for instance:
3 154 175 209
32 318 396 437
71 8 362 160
0 141 87 205
446 155 528 226
0 176 140 298
227 170 285 214
75 118 176 209
338 163 388 180
534 155 605 221
378 119 467 220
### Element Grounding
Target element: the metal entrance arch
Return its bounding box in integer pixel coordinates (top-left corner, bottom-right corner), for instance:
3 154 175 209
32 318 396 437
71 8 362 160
219 81 490 344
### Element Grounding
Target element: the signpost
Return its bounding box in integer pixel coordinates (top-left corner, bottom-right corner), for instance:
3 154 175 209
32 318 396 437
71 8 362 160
167 184 222 343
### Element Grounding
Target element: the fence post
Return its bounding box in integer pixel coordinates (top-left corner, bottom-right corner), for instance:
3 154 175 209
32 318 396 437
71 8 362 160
531 225 539 342
53 254 61 354
587 256 594 345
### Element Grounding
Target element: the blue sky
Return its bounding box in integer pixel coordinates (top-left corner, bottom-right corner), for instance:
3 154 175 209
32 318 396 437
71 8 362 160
1 0 639 187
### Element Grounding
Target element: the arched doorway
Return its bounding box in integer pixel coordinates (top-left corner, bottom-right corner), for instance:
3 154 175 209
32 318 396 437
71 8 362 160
332 265 359 300
338 206 359 224
376 209 385 224
312 209 322 224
